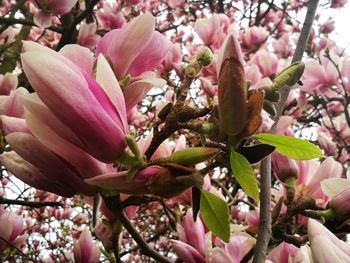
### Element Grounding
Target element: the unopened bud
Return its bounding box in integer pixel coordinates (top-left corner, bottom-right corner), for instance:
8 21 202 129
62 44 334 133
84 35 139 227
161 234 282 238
218 57 247 135
263 100 277 116
170 147 219 166
273 62 305 89
195 47 213 66
185 61 202 78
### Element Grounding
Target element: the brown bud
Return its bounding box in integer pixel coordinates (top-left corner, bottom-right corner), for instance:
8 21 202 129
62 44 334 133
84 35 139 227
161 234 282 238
218 58 247 135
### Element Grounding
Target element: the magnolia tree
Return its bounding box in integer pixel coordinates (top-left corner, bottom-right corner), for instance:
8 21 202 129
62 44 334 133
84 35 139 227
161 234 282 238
0 0 350 262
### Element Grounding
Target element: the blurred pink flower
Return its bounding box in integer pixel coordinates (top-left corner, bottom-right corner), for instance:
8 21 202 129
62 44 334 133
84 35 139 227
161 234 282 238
240 26 269 50
0 211 26 251
73 228 100 263
31 0 78 28
301 57 339 95
251 50 279 78
77 23 101 49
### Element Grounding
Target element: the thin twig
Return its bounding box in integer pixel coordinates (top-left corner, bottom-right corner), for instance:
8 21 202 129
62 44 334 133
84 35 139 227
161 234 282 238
0 197 62 208
253 1 319 262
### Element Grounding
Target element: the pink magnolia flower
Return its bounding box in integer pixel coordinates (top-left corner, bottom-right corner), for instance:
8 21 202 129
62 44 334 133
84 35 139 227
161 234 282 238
308 218 350 262
21 41 128 163
96 13 171 79
0 211 27 251
295 157 342 204
77 23 101 49
96 3 126 30
240 26 269 50
177 209 206 255
73 228 100 263
301 57 339 95
194 14 231 50
319 20 335 34
31 0 78 28
251 50 279 78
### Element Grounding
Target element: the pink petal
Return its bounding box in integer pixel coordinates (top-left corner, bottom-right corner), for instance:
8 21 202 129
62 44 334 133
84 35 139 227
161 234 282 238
96 13 155 79
73 228 100 263
6 132 96 196
33 11 52 28
95 54 128 132
0 116 29 135
123 78 166 111
217 33 244 78
171 240 206 263
211 247 234 263
47 0 78 15
0 151 75 197
59 44 94 74
128 31 171 76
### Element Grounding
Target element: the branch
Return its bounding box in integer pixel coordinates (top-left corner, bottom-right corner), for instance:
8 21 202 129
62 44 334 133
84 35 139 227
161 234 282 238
252 1 319 262
0 17 63 33
103 196 172 263
0 197 63 208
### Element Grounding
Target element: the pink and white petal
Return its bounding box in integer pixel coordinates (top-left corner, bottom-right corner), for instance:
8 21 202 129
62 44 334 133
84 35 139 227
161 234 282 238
211 247 234 263
171 240 206 263
59 44 94 74
25 111 108 179
6 132 96 196
0 151 75 197
47 0 78 15
95 54 128 132
96 13 155 79
33 11 52 28
321 178 350 198
0 116 29 135
128 31 171 76
123 78 166 111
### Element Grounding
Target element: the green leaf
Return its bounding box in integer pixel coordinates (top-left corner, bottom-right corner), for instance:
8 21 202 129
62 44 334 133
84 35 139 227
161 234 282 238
251 133 324 160
230 151 259 202
200 189 230 242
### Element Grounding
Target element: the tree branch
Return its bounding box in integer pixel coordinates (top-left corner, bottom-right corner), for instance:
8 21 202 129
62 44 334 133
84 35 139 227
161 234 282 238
253 1 319 262
0 197 62 208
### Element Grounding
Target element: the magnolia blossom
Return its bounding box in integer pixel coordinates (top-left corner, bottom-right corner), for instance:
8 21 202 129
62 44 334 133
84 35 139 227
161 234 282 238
301 57 339 95
308 219 350 262
194 14 231 50
240 26 269 50
0 211 27 251
77 23 101 49
21 41 128 163
31 0 78 28
96 13 171 79
73 229 100 263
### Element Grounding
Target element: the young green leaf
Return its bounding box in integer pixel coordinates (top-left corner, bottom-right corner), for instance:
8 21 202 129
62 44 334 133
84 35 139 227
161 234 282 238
200 189 230 242
230 151 259 202
251 133 323 160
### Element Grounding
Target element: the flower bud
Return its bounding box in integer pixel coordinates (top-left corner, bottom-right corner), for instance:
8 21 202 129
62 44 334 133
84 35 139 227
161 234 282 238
273 62 305 89
195 47 213 67
218 57 247 135
169 147 219 166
